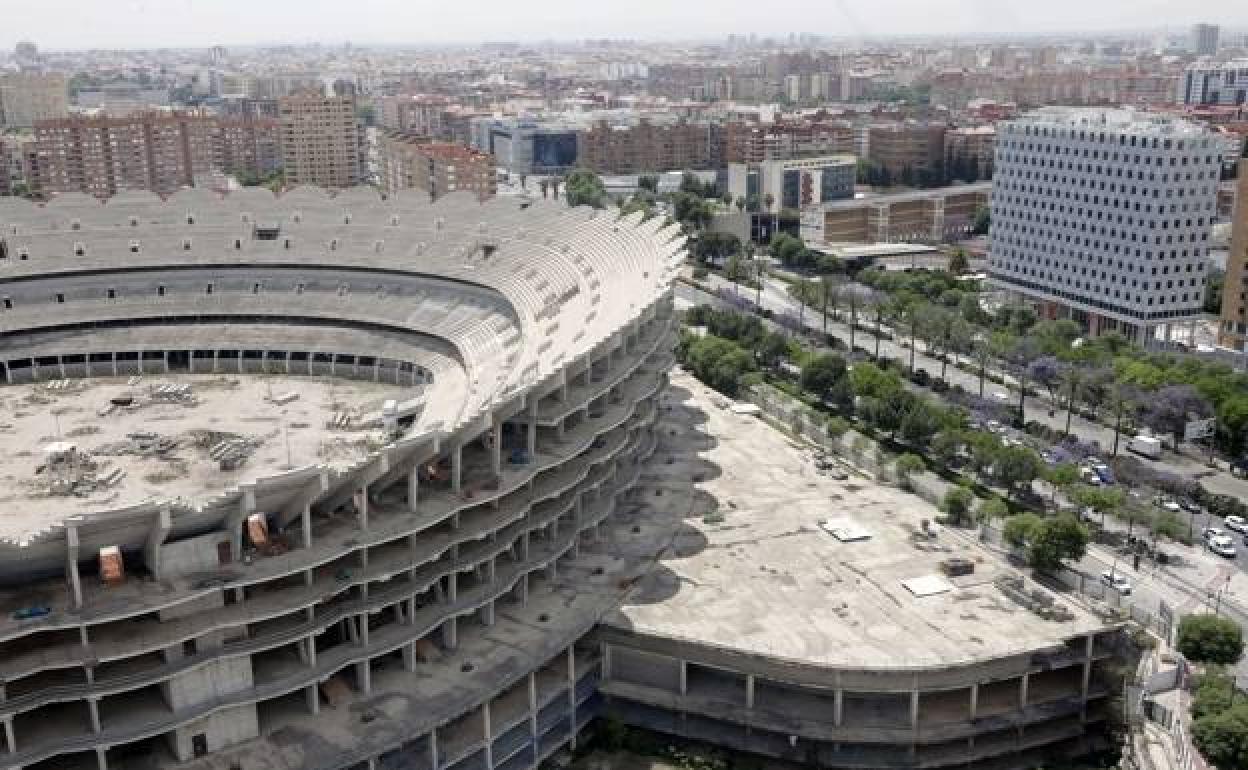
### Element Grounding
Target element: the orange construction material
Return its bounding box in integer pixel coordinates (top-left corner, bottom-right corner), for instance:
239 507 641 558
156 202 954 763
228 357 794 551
246 513 269 547
99 546 124 586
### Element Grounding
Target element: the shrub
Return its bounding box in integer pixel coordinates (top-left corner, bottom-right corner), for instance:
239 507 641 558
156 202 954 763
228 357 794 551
942 487 976 527
1178 614 1245 665
1003 512 1043 547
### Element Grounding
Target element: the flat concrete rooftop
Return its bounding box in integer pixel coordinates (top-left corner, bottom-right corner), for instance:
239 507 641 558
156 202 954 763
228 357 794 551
602 372 1109 670
0 374 407 545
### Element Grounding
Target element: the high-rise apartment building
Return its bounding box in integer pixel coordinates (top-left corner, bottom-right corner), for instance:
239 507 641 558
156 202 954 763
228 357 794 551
0 73 68 128
867 121 947 179
990 107 1219 342
279 93 364 188
1178 59 1248 106
1218 171 1248 350
1192 23 1220 57
379 132 495 201
33 112 282 198
577 118 722 174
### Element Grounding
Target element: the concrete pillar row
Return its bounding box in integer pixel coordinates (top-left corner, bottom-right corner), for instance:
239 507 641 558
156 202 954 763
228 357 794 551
910 688 920 729
429 729 439 770
96 746 109 770
482 702 494 770
833 688 844 727
407 469 420 513
355 486 369 531
356 660 372 695
4 717 15 753
1019 672 1030 709
452 443 463 495
527 402 539 456
969 682 979 720
442 617 458 650
490 417 503 479
88 696 102 733
601 642 612 680
528 671 540 743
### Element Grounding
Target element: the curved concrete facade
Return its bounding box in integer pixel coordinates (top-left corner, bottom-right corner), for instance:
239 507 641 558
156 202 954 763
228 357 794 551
0 188 680 770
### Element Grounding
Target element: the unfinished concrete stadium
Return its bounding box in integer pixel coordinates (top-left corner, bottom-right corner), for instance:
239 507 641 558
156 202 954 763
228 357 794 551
0 188 1123 770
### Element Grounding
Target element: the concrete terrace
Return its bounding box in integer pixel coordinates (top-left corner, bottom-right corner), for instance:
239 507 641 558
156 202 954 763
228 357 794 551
604 371 1111 671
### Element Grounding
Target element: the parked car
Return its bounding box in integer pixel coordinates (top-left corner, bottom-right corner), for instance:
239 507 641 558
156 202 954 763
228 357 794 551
1155 498 1182 513
1207 535 1238 558
1226 515 1248 534
1203 527 1227 541
1101 570 1132 595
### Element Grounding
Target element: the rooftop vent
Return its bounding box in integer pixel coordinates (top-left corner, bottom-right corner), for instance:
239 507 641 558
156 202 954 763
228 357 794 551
253 223 281 241
129 216 139 227
390 215 400 226
343 212 352 225
241 212 252 224
128 240 140 254
70 219 81 231
182 237 192 251
73 242 85 257
374 240 384 253
186 213 195 225
292 211 302 223
329 238 339 251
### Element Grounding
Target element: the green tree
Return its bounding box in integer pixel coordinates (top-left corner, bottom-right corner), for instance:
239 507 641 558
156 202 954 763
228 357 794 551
564 169 606 208
679 334 757 396
971 205 991 235
1046 463 1082 508
895 453 926 489
1026 513 1089 571
1070 485 1125 529
942 487 976 527
801 353 849 404
978 498 1010 525
947 248 970 275
734 195 746 212
993 445 1044 500
1178 614 1246 665
1003 512 1043 548
931 430 964 468
1193 702 1248 770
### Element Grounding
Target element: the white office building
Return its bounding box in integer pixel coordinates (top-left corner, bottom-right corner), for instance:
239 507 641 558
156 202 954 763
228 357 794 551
989 107 1219 342
1178 59 1248 106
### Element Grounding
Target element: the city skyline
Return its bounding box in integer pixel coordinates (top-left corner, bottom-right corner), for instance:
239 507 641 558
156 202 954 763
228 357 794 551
4 0 1248 51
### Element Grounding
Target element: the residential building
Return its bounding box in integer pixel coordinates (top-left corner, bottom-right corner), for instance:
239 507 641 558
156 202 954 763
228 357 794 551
1192 23 1220 56
1218 171 1248 350
378 94 454 136
867 121 947 179
1178 59 1248 106
727 154 856 211
943 126 996 181
379 132 495 201
32 112 282 198
723 118 855 163
577 118 722 174
802 182 991 244
990 107 1219 342
0 73 68 128
279 93 364 188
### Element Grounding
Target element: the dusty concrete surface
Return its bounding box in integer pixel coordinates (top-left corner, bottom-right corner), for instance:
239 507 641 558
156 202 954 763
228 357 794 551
0 374 406 544
603 371 1108 669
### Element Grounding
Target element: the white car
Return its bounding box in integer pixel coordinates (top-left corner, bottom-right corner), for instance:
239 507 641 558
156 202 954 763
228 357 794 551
993 391 1010 402
1101 570 1132 595
1158 500 1182 513
1203 527 1227 541
1207 535 1238 558
1225 515 1248 534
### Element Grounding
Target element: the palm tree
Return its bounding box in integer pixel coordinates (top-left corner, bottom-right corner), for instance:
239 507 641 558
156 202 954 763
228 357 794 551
845 288 862 354
869 294 888 359
971 337 993 398
539 179 549 199
763 193 775 213
819 275 840 337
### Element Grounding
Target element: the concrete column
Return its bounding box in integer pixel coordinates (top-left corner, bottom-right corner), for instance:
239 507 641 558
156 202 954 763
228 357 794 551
481 599 495 627
4 717 15 753
429 729 439 770
302 505 313 549
528 672 539 744
96 746 108 770
66 525 83 609
567 646 578 749
403 642 417 672
910 689 920 729
355 487 369 531
452 444 463 495
833 689 843 727
1019 672 1029 709
407 469 420 513
517 573 529 607
482 703 493 770
745 675 755 709
491 417 502 478
305 637 317 667
969 683 978 720
356 660 372 695
442 616 458 650
677 660 688 696
88 697 101 733
527 402 538 456
601 642 612 680
212 350 219 373
163 350 170 374
58 354 66 379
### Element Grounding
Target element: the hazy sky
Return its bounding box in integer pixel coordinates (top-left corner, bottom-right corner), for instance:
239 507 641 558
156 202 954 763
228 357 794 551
3 0 1246 50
